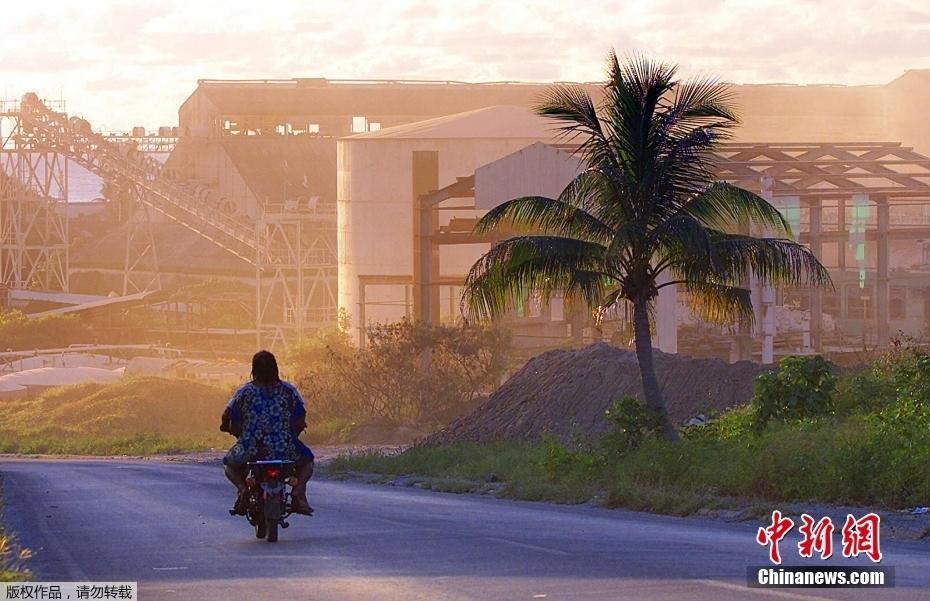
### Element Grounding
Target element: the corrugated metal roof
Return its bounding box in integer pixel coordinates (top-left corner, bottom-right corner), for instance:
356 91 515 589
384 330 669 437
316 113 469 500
345 105 559 141
196 80 596 117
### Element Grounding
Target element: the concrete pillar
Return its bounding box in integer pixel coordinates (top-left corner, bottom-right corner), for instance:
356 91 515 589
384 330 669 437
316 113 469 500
876 197 890 346
412 151 440 324
809 201 823 351
837 197 847 272
761 284 776 364
357 280 367 347
758 176 777 364
654 274 678 354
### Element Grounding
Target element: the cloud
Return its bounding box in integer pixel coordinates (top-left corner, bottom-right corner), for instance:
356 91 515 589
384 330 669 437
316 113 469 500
0 0 927 128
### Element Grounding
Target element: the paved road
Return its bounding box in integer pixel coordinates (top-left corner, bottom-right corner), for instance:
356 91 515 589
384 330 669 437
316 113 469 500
1 458 927 601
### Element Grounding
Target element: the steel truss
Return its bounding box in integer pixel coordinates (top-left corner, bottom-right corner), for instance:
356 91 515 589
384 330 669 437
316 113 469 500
0 100 69 291
11 93 336 348
257 212 337 348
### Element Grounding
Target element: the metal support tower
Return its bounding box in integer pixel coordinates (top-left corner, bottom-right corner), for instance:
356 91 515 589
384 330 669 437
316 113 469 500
0 99 69 291
122 197 161 295
256 210 337 348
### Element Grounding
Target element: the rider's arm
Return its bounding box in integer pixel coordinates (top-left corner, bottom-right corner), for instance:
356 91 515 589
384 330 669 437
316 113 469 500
287 384 308 436
220 387 244 437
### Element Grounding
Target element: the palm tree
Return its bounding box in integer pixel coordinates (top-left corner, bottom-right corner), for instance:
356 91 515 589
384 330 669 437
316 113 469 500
461 53 831 442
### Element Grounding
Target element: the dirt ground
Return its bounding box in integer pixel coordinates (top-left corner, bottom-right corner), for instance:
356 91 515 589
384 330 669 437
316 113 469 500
424 342 768 445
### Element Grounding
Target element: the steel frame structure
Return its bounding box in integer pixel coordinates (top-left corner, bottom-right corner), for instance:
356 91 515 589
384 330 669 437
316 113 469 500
256 208 337 348
397 142 930 357
0 99 70 291
715 142 930 353
10 94 335 348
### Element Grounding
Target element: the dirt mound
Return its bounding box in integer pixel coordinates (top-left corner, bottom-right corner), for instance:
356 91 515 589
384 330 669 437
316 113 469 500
423 342 768 445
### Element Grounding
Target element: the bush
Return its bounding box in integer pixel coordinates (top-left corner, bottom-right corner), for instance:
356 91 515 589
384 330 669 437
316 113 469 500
0 309 94 351
600 395 662 455
751 355 836 430
291 319 510 429
836 342 930 416
286 325 359 421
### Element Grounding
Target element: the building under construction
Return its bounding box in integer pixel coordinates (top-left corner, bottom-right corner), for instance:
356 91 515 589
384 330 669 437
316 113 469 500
3 71 930 359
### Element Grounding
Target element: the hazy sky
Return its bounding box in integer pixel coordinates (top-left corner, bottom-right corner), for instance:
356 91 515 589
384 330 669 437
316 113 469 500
2 0 929 130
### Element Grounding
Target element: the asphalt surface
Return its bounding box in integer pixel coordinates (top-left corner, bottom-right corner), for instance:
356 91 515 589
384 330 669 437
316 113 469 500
1 458 928 601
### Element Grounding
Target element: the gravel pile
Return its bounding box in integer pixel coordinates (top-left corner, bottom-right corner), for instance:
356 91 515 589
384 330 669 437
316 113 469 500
423 342 768 445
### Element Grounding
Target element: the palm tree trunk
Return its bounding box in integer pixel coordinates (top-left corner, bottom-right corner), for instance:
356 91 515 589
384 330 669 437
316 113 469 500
632 299 680 442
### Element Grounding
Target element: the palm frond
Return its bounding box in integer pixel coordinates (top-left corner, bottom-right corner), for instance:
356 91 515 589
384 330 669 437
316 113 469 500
536 85 619 177
651 213 714 268
557 168 632 229
681 182 793 236
665 74 740 133
682 281 754 326
473 195 614 243
702 233 833 288
462 236 611 320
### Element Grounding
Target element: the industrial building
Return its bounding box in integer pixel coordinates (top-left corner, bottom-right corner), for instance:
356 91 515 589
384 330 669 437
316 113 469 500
3 71 930 360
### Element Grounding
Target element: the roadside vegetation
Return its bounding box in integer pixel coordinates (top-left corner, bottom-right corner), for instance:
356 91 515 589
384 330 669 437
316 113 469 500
0 317 507 455
286 318 509 441
0 376 233 455
0 477 30 582
328 343 930 513
0 530 29 582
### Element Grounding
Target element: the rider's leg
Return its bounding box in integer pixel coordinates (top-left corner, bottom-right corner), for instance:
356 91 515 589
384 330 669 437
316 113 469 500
225 463 249 514
291 460 314 511
224 463 247 493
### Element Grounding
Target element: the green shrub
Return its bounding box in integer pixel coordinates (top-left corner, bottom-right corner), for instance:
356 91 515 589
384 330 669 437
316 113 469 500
752 355 836 430
684 404 754 441
541 434 600 479
0 309 94 351
600 395 662 454
836 344 930 416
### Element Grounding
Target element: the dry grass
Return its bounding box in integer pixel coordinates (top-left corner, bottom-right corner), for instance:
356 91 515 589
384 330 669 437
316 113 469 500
0 376 233 455
0 476 30 581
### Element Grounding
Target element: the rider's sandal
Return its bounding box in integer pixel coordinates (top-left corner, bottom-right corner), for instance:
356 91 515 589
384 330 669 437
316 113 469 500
232 489 249 515
291 500 314 515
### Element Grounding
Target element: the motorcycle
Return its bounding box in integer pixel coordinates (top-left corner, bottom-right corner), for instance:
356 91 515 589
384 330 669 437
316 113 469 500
230 459 300 542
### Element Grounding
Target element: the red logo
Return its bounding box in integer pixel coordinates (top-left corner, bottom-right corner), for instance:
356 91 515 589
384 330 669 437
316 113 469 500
798 514 835 559
756 510 794 565
757 511 882 564
841 513 883 563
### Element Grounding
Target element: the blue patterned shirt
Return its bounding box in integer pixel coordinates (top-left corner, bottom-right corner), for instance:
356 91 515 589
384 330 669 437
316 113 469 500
223 380 313 465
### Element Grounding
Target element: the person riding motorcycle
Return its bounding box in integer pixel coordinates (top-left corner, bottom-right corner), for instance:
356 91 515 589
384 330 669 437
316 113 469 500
221 350 314 515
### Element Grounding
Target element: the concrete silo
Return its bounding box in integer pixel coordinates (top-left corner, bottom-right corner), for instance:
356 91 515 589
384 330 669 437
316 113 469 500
337 105 561 337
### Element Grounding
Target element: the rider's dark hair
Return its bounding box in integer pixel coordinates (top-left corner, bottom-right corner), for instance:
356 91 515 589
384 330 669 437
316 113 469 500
251 350 279 386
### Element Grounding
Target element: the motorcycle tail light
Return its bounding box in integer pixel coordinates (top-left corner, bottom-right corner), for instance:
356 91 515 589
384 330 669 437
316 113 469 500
266 468 280 479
